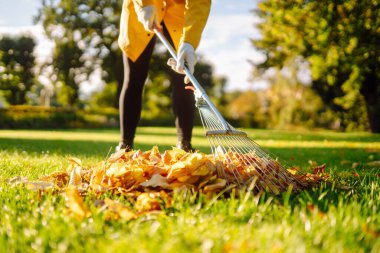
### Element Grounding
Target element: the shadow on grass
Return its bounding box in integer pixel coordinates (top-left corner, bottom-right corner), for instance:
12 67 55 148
0 137 210 158
1 137 379 172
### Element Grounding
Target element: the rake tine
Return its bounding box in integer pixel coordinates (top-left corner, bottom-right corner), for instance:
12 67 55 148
226 136 283 192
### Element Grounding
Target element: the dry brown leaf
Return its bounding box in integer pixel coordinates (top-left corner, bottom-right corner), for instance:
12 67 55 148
203 179 226 194
352 162 359 169
67 157 83 172
106 163 130 178
135 193 162 212
27 145 322 218
308 160 317 167
140 174 170 188
104 198 137 221
361 224 380 238
68 165 82 187
39 171 69 188
287 167 301 175
311 164 326 174
64 187 91 219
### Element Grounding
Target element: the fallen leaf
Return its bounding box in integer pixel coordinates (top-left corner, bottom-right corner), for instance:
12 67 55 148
68 165 82 187
104 198 137 221
64 187 91 219
203 179 227 194
287 167 300 175
140 174 170 188
307 203 325 218
67 157 82 172
135 193 162 212
361 224 379 238
311 164 326 174
351 162 359 169
39 171 69 188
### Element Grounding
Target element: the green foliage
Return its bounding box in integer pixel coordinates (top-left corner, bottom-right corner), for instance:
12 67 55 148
88 82 118 109
264 73 324 129
253 0 380 132
0 106 85 129
226 66 325 129
52 40 87 106
0 35 36 105
227 90 264 128
36 0 123 107
0 105 120 129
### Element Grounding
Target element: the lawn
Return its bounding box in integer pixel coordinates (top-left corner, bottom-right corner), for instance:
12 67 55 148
0 127 379 252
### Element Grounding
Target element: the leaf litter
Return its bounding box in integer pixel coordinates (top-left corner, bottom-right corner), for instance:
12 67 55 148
9 146 324 220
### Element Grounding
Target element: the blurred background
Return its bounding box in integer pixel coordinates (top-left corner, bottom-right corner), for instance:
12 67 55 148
0 0 378 133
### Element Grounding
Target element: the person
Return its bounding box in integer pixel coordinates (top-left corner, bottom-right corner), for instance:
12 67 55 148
117 0 211 152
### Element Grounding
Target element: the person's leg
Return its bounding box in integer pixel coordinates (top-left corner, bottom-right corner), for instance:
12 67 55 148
118 37 156 150
162 25 196 151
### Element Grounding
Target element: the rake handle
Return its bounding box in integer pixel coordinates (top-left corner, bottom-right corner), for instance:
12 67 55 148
153 25 231 131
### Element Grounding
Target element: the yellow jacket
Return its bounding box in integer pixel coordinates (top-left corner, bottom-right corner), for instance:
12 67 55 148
118 0 211 62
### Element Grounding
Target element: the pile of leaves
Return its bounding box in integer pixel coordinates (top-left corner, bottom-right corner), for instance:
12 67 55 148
13 146 324 220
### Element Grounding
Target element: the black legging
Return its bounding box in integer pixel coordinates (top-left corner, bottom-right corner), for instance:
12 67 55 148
119 24 195 146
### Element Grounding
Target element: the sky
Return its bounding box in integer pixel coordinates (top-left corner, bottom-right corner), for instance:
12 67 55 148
0 0 263 92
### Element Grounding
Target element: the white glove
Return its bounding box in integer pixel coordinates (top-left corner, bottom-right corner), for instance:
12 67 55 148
136 5 158 32
167 43 197 84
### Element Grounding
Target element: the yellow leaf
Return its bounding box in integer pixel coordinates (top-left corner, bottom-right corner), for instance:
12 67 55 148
64 187 91 219
104 198 137 221
68 165 82 187
203 179 226 193
140 174 170 188
135 193 162 212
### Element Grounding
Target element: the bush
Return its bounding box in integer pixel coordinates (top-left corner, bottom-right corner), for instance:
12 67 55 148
0 105 193 129
0 105 87 129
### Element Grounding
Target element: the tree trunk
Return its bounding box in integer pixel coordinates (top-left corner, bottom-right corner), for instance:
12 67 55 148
361 71 380 133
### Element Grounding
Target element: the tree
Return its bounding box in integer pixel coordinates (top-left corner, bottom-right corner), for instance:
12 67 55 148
262 68 325 129
227 90 265 128
36 0 123 107
0 35 36 105
253 0 379 132
37 0 223 112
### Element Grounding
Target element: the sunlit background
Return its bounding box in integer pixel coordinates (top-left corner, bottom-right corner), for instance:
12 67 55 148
0 0 260 92
0 0 378 133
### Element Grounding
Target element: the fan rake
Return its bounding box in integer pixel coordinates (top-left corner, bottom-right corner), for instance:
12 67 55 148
154 27 311 194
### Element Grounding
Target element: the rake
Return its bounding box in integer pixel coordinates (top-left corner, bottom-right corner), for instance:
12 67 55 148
154 27 311 194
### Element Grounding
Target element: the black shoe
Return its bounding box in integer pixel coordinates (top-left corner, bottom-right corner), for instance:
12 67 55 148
115 142 133 152
177 140 195 152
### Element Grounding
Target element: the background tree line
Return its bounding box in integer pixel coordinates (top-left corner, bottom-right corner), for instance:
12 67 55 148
0 0 378 132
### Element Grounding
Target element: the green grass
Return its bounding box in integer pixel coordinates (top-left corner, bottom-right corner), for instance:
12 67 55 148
0 127 380 252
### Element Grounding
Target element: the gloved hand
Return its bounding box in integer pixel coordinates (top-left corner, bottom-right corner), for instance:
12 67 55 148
136 5 158 32
167 43 197 84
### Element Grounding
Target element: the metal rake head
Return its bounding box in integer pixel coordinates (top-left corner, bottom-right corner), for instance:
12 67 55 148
197 100 310 194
